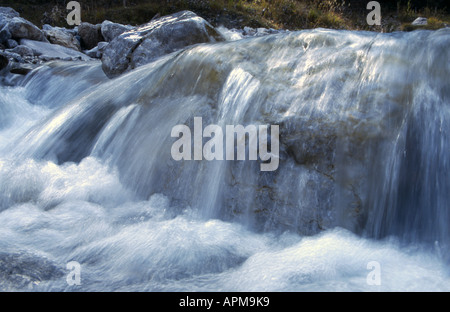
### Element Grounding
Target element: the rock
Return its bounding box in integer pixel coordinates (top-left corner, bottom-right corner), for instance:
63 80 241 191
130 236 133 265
243 26 256 36
412 17 427 26
6 39 17 49
9 62 37 75
5 17 46 41
44 27 81 51
101 11 225 78
78 22 103 50
7 45 34 57
20 39 92 61
84 46 100 58
97 41 108 52
0 53 8 70
0 50 23 63
101 20 133 42
0 7 19 28
0 26 11 44
0 7 20 19
0 251 64 290
43 24 77 36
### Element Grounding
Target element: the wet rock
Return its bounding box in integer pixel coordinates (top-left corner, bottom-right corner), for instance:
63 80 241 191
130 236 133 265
44 26 81 51
0 7 19 29
6 38 17 49
78 22 103 50
5 17 46 41
8 45 34 57
101 11 225 78
101 20 133 42
97 41 108 52
243 26 256 36
20 39 92 61
0 251 64 291
0 50 23 63
9 62 38 75
84 46 100 58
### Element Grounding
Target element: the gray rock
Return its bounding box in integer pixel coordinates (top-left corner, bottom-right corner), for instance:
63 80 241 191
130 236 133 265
78 22 103 50
0 50 23 63
101 20 133 42
84 46 100 58
20 39 92 61
5 17 46 41
0 7 20 19
243 26 256 36
8 44 34 57
101 11 225 78
412 17 427 26
0 53 7 70
97 41 108 52
0 251 64 290
6 39 18 49
44 26 81 51
9 62 37 75
0 26 11 44
0 7 19 29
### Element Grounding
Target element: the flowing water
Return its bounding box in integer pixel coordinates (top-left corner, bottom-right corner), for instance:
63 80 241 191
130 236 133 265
0 28 449 291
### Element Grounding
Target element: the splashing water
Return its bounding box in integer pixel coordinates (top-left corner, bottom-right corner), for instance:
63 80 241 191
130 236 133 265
0 28 449 291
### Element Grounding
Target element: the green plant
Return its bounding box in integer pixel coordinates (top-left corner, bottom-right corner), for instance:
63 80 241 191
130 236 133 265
308 8 319 23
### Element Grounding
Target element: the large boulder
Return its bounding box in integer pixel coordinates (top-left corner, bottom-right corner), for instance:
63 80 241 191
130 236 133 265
101 11 225 78
0 7 19 28
20 39 92 61
101 20 133 42
78 22 103 50
4 17 46 41
7 45 34 57
43 26 81 51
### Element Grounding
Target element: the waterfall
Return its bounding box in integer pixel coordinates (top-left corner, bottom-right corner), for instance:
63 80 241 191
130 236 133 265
0 28 448 291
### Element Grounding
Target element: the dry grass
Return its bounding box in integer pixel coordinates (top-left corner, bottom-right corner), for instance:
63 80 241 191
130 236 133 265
2 0 449 32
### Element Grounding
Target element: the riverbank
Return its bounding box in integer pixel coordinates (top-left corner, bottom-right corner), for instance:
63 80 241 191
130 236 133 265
3 0 450 32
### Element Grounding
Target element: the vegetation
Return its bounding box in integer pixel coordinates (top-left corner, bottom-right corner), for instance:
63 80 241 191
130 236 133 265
2 0 449 32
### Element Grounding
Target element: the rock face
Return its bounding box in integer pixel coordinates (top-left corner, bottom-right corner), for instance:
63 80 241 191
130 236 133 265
101 20 133 42
101 11 225 78
43 26 81 51
78 22 103 50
